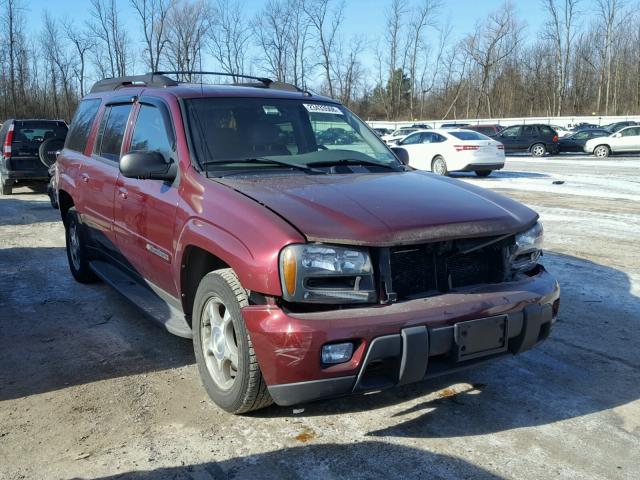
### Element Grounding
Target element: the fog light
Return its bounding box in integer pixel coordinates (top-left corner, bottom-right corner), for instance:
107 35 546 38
321 342 354 364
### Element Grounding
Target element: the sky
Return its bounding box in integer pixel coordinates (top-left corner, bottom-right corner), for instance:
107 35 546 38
22 0 550 75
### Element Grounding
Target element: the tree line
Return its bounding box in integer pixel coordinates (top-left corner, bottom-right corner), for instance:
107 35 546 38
0 0 639 122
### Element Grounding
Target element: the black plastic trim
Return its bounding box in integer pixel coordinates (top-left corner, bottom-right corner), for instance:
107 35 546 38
267 376 356 406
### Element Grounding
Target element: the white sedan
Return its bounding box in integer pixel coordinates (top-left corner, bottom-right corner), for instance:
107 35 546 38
381 127 419 145
584 126 640 157
391 129 505 176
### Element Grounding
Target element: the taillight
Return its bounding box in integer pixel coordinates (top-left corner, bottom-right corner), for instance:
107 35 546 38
3 123 14 158
552 135 559 143
454 145 480 152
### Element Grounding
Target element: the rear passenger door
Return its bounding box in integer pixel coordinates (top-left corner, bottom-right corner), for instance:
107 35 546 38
81 101 134 255
113 99 180 297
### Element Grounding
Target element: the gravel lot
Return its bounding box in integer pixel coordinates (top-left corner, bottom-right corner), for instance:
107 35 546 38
1 155 639 480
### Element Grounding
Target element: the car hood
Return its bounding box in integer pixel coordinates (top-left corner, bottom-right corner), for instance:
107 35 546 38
215 171 538 246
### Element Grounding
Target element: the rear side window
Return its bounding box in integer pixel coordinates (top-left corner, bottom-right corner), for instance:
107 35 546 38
450 131 490 141
95 104 133 162
523 125 538 136
65 99 101 153
130 104 174 160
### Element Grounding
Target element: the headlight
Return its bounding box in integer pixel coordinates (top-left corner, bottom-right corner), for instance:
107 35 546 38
279 244 376 304
511 222 544 272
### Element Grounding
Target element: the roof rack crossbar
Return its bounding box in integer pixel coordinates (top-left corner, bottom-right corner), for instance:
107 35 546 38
151 71 274 86
89 74 178 93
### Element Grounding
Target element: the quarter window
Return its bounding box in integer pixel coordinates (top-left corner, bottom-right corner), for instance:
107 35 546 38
65 99 101 153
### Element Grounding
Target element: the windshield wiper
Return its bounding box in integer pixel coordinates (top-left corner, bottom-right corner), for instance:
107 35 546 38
201 157 326 175
307 158 403 171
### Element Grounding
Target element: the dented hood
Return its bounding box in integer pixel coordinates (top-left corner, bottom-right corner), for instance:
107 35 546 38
215 171 538 246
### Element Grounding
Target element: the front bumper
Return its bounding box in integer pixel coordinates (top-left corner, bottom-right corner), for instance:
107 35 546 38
242 266 560 406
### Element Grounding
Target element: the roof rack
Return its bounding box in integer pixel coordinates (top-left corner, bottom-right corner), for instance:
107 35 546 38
89 71 311 95
89 73 178 93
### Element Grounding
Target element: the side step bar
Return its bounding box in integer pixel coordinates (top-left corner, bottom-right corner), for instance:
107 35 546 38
89 260 192 338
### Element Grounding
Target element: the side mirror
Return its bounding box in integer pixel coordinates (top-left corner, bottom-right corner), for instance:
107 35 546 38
390 147 410 165
120 151 176 181
613 133 622 138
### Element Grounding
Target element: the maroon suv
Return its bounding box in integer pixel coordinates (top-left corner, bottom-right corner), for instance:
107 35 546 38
56 72 560 413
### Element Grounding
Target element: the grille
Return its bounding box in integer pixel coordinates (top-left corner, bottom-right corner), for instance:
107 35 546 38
390 245 437 298
389 239 508 300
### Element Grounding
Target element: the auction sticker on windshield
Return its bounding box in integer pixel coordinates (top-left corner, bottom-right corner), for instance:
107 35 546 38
304 104 343 115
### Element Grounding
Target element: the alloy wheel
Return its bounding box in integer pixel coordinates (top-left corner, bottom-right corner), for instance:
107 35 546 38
200 297 239 391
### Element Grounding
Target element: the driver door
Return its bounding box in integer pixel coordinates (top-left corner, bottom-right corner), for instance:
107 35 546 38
113 98 180 297
497 126 522 152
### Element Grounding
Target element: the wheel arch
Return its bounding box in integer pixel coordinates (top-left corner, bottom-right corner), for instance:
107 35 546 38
58 190 74 225
180 245 231 325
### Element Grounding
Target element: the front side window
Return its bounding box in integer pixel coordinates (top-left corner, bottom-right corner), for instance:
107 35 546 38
573 131 589 140
621 127 640 137
184 98 399 173
501 126 520 137
96 104 133 162
130 104 174 160
400 132 422 145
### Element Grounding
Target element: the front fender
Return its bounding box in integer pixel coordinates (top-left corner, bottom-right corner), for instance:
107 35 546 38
174 217 283 296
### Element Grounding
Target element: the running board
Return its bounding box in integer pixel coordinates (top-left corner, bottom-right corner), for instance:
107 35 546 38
89 260 192 338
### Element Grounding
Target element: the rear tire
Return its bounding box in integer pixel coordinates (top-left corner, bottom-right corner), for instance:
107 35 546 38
431 156 448 176
593 145 610 158
64 207 97 283
474 170 492 177
193 268 273 414
531 143 546 157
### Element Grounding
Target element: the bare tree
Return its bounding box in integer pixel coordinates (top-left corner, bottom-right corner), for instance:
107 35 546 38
254 0 291 81
208 0 252 80
543 0 581 115
303 0 343 97
64 21 94 98
130 0 171 72
464 2 522 117
406 0 440 118
88 0 130 77
594 0 625 114
165 0 211 81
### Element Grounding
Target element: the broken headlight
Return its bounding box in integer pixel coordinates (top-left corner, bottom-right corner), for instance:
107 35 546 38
510 222 544 272
279 244 376 304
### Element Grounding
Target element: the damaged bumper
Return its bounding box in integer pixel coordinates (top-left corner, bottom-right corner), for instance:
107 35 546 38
242 266 560 406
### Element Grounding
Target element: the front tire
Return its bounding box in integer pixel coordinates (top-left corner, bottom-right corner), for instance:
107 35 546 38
64 207 97 283
193 268 273 414
474 170 492 177
531 143 546 157
431 156 448 175
593 145 610 158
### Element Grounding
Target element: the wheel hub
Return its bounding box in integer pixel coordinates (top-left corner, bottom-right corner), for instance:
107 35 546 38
210 326 226 360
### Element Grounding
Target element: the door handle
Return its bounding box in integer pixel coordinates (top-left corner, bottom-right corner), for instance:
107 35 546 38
80 173 89 183
118 187 128 199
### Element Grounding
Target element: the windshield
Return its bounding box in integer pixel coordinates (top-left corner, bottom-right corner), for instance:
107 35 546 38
184 98 398 172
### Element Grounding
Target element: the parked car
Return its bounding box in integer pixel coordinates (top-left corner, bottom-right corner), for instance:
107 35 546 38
440 122 470 129
0 119 67 195
381 127 419 145
410 123 432 129
392 129 505 177
492 124 559 156
465 124 503 137
550 125 571 137
584 125 640 157
571 122 599 130
56 72 559 414
372 127 393 137
602 121 637 133
558 129 610 153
